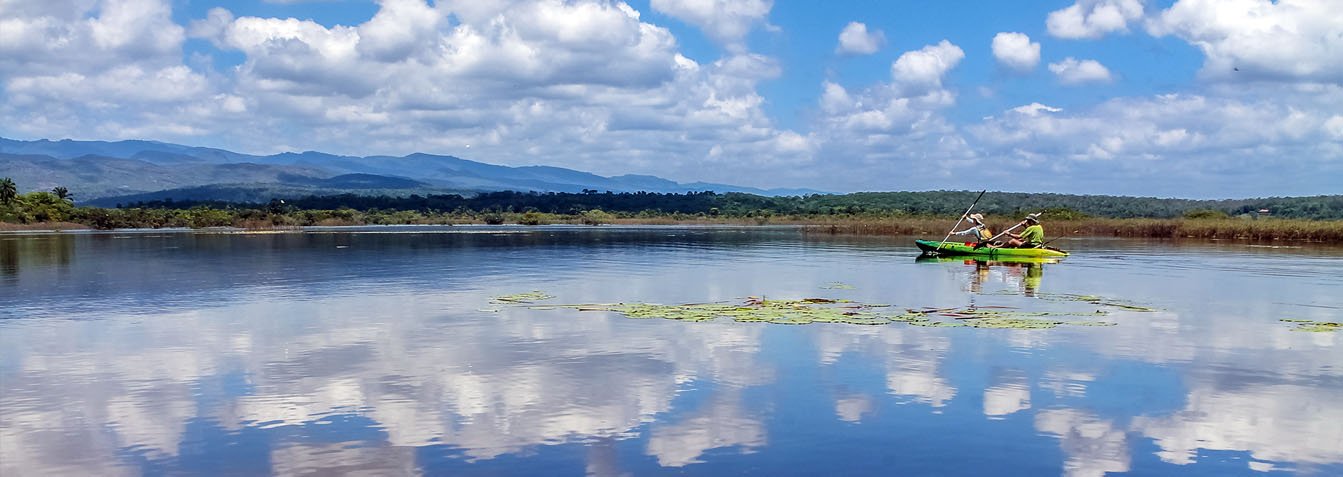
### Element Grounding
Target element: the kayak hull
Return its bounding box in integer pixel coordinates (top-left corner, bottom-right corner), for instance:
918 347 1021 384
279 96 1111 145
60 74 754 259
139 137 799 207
915 239 1068 258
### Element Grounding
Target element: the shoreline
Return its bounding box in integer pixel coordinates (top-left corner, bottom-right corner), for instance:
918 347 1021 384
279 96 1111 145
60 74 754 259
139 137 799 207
5 217 1343 243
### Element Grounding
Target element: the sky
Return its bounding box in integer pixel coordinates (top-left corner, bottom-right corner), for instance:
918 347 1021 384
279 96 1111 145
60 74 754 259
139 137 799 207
1 0 1341 198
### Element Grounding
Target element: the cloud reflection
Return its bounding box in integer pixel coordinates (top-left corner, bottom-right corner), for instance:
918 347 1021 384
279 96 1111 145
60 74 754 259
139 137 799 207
0 291 774 474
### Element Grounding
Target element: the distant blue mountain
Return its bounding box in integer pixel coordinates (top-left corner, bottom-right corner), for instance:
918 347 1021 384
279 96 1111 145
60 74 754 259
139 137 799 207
0 137 825 203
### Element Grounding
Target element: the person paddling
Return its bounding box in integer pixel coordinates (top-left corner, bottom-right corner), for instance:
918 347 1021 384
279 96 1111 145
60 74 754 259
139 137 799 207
950 213 994 245
1003 215 1045 248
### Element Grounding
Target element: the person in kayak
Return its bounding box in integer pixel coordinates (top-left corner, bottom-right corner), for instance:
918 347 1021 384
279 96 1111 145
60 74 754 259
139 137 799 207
951 213 994 244
1004 215 1044 248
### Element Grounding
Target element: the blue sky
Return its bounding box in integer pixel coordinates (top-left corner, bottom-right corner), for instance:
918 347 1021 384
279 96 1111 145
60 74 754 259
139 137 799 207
2 0 1341 198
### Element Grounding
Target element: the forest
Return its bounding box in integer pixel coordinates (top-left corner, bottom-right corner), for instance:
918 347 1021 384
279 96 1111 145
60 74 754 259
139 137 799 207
4 177 1343 242
112 189 1343 220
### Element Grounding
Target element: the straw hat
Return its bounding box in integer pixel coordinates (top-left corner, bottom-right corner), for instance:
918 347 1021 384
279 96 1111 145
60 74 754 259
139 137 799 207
968 213 985 222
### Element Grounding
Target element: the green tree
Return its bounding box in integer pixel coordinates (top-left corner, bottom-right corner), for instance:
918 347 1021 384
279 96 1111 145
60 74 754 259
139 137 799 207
52 186 72 203
0 177 16 206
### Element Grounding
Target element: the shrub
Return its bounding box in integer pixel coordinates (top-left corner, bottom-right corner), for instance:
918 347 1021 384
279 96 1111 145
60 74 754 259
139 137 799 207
1183 209 1231 220
580 209 614 225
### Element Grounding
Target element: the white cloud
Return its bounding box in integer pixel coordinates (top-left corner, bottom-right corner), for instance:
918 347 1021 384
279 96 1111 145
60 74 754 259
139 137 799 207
991 32 1040 73
1047 0 1145 39
649 0 773 51
892 40 965 93
0 0 185 75
836 21 884 55
1011 102 1063 116
356 0 442 62
1049 57 1113 85
805 40 976 191
1325 115 1343 139
1148 0 1343 84
968 90 1343 196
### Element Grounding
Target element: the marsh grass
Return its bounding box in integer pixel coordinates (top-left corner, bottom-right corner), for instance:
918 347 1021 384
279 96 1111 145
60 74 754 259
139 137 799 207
805 217 1343 242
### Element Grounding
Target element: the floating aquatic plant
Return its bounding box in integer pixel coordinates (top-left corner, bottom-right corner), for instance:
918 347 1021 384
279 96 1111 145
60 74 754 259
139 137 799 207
497 295 1120 330
821 282 856 290
492 291 555 304
555 298 895 326
1280 319 1341 333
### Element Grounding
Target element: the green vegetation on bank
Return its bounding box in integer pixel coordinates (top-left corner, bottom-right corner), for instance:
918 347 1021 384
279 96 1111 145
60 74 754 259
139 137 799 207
3 177 1342 241
113 189 1343 220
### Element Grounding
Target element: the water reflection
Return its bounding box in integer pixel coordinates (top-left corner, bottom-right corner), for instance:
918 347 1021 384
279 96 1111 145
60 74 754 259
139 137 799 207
1035 409 1131 477
915 255 1053 297
1 230 1341 475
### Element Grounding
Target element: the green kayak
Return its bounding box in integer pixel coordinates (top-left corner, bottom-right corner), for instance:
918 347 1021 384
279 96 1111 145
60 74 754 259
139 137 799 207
915 239 1068 258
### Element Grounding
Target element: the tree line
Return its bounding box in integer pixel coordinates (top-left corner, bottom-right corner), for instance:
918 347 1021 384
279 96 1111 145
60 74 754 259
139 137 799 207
116 189 1343 220
5 177 1343 230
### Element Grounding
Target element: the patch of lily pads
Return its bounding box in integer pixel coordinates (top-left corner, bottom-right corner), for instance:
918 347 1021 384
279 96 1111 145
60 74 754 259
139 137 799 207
1280 319 1342 333
491 292 1136 330
491 291 555 304
820 282 856 290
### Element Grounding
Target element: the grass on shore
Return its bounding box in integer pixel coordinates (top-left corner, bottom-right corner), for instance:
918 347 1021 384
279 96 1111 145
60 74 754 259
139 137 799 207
804 217 1343 242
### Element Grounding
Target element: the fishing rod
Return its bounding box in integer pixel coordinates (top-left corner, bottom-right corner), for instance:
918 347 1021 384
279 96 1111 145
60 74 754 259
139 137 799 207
1034 229 1075 249
936 190 987 253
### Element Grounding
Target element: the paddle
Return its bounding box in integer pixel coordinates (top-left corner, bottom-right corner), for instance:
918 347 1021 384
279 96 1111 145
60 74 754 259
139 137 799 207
976 212 1041 249
934 190 986 254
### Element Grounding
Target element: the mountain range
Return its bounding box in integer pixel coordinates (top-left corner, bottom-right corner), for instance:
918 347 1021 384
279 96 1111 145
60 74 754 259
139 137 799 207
0 137 822 205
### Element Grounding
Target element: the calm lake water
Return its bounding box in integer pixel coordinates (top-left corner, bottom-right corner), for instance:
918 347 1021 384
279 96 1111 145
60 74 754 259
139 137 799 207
3 226 1341 476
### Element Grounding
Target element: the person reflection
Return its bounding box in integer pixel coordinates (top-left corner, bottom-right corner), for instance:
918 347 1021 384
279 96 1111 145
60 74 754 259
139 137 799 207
961 259 1047 297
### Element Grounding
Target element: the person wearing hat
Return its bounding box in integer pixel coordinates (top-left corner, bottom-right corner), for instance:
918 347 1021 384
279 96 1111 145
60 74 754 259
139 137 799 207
951 213 995 244
1004 215 1045 248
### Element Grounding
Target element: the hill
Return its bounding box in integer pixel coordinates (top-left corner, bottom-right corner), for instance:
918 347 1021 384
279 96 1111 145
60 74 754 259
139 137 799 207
0 137 822 203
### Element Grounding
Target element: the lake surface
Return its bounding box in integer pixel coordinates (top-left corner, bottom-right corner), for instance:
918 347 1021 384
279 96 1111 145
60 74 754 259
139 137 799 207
2 226 1341 476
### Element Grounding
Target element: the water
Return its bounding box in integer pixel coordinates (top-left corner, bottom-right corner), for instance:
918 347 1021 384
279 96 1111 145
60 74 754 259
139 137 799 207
2 226 1341 476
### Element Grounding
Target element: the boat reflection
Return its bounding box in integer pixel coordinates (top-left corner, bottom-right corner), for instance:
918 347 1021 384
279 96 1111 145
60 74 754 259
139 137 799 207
915 255 1055 296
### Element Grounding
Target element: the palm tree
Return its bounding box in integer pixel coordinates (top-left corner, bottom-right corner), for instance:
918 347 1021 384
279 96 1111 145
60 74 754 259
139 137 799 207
0 177 16 206
53 186 72 203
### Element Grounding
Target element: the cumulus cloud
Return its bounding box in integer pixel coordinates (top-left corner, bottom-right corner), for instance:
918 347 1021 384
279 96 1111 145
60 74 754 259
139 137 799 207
805 40 976 190
968 90 1343 196
1049 57 1113 85
649 0 773 51
835 22 884 55
1047 0 1145 39
0 0 185 75
991 32 1041 72
1147 0 1343 83
891 40 965 93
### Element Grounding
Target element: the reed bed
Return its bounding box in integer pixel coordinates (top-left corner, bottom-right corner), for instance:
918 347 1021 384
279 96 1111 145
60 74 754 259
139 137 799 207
804 217 1343 243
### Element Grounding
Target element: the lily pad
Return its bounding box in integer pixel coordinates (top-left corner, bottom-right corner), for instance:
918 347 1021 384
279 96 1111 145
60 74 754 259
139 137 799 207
1280 319 1342 333
495 294 1121 330
492 291 556 304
